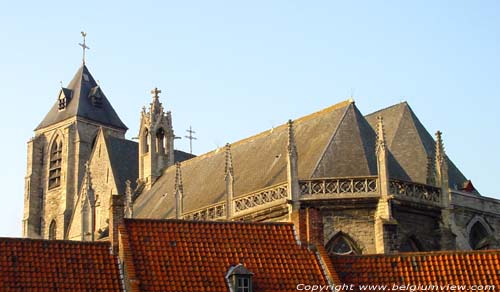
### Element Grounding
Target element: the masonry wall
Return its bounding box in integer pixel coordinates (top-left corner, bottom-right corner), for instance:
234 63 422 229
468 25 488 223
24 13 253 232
322 207 377 254
392 204 441 251
24 117 125 239
451 191 500 249
67 131 122 240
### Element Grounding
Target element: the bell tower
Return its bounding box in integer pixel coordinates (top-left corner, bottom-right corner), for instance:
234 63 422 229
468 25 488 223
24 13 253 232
138 88 175 189
23 63 128 239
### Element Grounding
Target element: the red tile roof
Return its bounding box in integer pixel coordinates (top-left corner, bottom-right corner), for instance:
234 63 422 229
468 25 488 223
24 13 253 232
0 237 122 291
332 250 500 290
121 218 330 291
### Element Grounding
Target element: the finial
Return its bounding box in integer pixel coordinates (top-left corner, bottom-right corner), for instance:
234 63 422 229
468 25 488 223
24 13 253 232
78 31 90 65
287 119 297 155
224 143 234 177
151 87 161 99
59 81 63 88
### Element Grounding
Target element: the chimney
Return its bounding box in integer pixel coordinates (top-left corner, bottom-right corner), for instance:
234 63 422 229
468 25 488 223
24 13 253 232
291 207 323 247
109 194 125 254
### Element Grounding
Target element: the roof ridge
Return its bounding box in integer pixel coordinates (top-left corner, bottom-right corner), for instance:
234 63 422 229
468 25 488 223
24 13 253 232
309 103 352 177
387 102 408 148
365 101 408 118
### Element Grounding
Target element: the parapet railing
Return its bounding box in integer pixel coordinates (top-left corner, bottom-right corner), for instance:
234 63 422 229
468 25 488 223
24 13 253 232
183 202 226 221
182 177 442 221
182 182 288 221
232 183 288 215
299 176 379 197
388 178 441 205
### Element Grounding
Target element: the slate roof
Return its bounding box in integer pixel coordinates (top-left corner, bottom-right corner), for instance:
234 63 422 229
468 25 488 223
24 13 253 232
134 100 475 218
0 237 122 291
120 219 330 292
36 65 127 131
331 250 500 289
104 134 139 195
174 149 196 163
134 100 378 218
365 102 469 191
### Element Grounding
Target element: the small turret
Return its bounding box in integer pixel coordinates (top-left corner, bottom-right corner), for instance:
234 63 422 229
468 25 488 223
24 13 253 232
138 88 175 189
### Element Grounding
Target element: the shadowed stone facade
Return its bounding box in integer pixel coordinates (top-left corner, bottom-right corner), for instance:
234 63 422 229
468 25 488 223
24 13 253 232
23 62 500 256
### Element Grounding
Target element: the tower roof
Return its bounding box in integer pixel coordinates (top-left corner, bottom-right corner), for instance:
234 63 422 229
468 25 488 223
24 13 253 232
36 65 127 131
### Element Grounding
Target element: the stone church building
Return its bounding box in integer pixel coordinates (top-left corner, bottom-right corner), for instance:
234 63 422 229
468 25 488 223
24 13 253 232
23 63 500 255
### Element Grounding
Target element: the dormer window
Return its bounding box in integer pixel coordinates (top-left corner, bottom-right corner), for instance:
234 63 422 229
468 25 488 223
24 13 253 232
58 88 72 110
226 264 253 292
89 86 103 108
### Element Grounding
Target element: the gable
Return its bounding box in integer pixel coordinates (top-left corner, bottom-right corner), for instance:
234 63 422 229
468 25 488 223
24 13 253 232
365 103 468 190
312 103 377 178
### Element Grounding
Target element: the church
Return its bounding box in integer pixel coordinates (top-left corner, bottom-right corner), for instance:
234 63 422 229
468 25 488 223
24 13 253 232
22 58 500 256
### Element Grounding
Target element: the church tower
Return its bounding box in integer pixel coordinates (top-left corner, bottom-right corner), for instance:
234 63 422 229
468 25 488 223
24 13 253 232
23 64 128 239
138 88 175 189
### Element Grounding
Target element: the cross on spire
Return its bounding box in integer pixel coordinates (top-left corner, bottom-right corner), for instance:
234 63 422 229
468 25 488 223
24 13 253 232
151 87 162 99
79 31 90 64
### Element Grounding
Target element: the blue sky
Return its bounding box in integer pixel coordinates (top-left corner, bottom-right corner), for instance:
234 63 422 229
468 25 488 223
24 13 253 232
0 1 499 237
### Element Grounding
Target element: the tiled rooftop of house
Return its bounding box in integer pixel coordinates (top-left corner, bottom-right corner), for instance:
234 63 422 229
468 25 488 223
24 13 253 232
120 218 330 292
332 250 500 288
0 237 122 291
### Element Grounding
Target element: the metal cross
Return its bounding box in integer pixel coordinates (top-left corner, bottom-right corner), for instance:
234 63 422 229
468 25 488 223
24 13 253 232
151 87 162 98
185 126 197 154
79 31 90 64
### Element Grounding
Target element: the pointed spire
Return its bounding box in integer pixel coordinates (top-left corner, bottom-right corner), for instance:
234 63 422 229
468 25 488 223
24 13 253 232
83 161 94 206
84 161 92 190
225 143 235 220
124 180 133 218
287 119 297 156
224 143 234 178
435 130 445 166
286 119 300 214
36 65 128 131
435 130 451 210
174 162 184 219
376 116 386 152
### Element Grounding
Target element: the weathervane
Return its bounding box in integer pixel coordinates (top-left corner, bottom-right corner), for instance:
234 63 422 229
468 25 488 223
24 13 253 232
79 31 90 64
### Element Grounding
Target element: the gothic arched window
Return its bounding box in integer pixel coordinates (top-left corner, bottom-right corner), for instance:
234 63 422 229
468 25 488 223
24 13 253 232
326 232 360 255
156 128 165 154
143 129 150 153
49 138 63 189
469 222 491 250
399 236 423 252
48 220 57 240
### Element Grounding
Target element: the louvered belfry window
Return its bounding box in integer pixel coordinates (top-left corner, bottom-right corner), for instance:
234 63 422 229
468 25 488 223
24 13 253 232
49 138 63 189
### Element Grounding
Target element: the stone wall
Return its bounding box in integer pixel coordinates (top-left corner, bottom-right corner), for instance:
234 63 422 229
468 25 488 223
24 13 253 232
322 207 377 254
451 191 500 249
392 203 441 251
24 117 126 240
